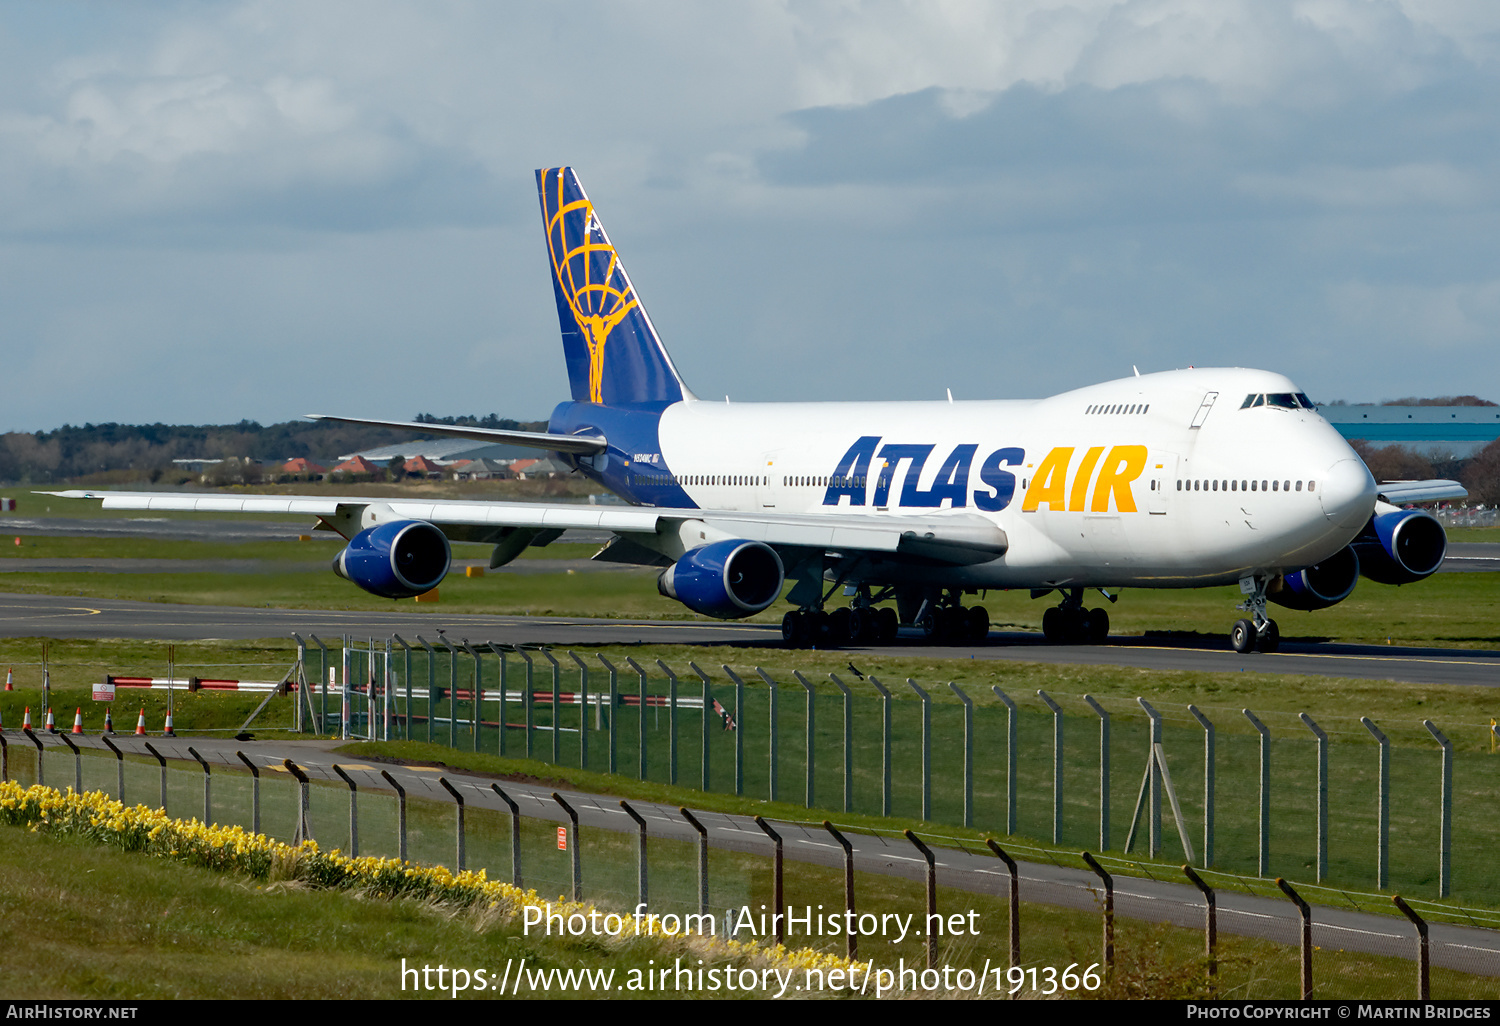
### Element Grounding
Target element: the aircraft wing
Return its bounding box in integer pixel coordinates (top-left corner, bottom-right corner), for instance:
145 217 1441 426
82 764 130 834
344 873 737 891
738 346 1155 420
42 490 1007 565
1376 479 1468 505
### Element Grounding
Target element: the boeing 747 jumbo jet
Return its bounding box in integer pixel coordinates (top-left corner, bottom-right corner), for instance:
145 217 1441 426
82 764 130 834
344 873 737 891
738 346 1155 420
53 168 1465 652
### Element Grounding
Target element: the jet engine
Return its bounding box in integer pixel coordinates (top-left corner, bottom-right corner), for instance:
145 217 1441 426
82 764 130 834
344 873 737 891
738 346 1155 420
1269 545 1360 611
1351 509 1447 585
333 520 451 599
657 539 784 619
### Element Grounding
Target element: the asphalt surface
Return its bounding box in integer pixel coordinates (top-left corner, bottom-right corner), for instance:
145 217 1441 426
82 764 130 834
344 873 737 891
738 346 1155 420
12 729 1496 978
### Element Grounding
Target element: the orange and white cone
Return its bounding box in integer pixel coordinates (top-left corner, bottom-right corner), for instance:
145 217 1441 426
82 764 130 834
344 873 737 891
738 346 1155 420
163 711 176 737
71 707 84 735
22 707 31 731
4 667 11 691
134 707 147 736
104 707 115 734
45 708 56 734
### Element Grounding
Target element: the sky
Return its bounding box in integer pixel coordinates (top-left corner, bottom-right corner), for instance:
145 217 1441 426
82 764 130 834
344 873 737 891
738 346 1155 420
1 0 1498 432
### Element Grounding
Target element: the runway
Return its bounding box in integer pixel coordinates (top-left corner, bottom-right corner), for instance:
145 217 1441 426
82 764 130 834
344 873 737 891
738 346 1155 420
0 591 1495 687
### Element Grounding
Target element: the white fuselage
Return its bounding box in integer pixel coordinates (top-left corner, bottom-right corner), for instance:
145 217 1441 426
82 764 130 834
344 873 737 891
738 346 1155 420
643 367 1376 589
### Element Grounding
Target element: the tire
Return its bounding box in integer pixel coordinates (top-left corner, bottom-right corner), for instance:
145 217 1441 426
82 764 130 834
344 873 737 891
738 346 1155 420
1230 618 1256 653
781 611 799 646
876 606 899 643
847 607 869 644
1258 618 1281 653
1042 607 1063 643
968 605 990 642
1088 607 1109 644
827 607 852 646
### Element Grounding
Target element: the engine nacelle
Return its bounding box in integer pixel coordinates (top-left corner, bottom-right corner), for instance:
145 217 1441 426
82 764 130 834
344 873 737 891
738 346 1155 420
657 539 784 619
1351 509 1447 585
1269 545 1360 611
333 520 451 599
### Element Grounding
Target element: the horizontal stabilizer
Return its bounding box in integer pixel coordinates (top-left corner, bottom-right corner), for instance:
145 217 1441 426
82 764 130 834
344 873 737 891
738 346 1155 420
304 414 607 456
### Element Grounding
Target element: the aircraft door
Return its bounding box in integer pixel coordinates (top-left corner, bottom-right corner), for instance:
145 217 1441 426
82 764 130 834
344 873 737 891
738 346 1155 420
1147 452 1178 514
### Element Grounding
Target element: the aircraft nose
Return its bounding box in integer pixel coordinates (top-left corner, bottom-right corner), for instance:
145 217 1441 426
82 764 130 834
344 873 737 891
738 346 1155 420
1320 458 1376 531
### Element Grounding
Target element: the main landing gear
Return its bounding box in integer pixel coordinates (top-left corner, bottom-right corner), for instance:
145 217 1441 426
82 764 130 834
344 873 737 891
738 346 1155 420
1040 588 1110 645
781 605 899 648
1230 576 1280 654
914 595 990 645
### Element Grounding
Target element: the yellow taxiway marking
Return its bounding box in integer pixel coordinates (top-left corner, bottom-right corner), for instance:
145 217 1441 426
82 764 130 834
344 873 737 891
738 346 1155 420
1130 645 1490 667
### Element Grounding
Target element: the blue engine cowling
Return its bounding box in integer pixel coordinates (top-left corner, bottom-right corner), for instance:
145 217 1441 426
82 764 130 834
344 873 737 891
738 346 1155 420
1351 509 1447 585
657 539 784 619
1269 545 1360 611
333 520 451 599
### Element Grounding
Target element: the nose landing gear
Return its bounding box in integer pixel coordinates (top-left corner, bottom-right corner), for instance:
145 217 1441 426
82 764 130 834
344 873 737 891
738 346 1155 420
1230 576 1280 653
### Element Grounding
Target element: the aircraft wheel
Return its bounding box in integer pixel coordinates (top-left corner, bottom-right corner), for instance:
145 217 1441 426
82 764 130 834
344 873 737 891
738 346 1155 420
781 611 799 646
1258 619 1281 654
1042 607 1063 643
876 606 899 643
968 605 990 642
846 606 869 644
1067 608 1091 645
1230 618 1257 653
1088 607 1110 644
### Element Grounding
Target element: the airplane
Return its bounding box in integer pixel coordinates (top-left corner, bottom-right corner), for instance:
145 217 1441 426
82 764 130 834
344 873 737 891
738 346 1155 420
50 167 1466 653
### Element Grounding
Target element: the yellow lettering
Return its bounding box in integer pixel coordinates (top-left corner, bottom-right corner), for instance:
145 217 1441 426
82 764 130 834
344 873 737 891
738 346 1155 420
1091 445 1148 512
1068 446 1105 512
1022 447 1073 512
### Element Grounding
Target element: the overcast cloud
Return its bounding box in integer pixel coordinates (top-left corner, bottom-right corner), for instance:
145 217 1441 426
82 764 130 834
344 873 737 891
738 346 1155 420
0 0 1497 432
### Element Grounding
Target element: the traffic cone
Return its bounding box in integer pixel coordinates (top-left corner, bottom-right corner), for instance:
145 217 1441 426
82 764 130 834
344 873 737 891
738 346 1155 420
163 711 176 737
134 707 147 736
70 708 84 735
22 707 31 731
104 707 114 735
4 667 11 691
45 708 56 733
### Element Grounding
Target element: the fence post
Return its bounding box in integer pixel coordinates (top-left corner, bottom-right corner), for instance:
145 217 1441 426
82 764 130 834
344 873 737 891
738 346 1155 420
380 770 407 862
1183 865 1217 991
466 641 483 753
489 643 507 755
1423 720 1452 898
823 821 857 960
654 659 679 784
447 638 459 749
950 683 974 828
906 831 938 970
341 634 351 741
1038 690 1064 844
391 634 412 741
0 733 7 784
689 662 712 792
754 816 785 946
1081 851 1114 974
620 801 649 911
1361 717 1390 889
986 840 1020 973
415 636 437 745
756 668 779 802
721 665 745 795
1243 709 1271 876
829 674 854 814
309 634 329 735
597 655 619 775
59 733 82 795
554 792 581 900
625 657 650 780
440 777 466 873
794 671 817 808
144 740 167 812
491 784 522 888
1083 695 1109 851
515 648 535 759
540 649 562 764
333 764 359 857
907 679 931 821
188 746 211 824
292 634 307 734
1277 878 1313 1000
569 652 590 770
1393 895 1430 1000
866 676 893 816
102 736 125 802
234 752 261 836
1187 705 1215 867
680 807 708 916
284 759 312 845
1139 698 1163 856
1298 712 1329 882
993 687 1017 835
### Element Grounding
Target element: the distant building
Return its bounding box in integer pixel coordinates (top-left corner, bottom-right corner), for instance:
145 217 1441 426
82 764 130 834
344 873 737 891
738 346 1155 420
330 455 383 476
451 458 512 481
402 455 444 478
1320 405 1500 457
279 458 326 478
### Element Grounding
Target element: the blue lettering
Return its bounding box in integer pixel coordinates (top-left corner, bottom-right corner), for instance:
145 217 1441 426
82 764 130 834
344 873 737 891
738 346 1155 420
873 443 934 507
822 436 880 507
973 446 1025 512
905 443 976 508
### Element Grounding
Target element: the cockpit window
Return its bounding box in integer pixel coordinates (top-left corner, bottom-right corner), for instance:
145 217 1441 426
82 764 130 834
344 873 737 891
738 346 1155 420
1295 392 1315 409
1266 393 1299 409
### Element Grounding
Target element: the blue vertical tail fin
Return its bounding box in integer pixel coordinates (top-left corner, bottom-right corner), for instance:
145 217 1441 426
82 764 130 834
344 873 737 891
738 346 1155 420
537 167 692 407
